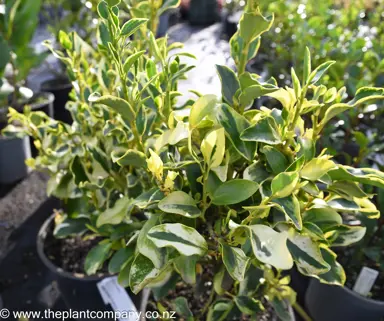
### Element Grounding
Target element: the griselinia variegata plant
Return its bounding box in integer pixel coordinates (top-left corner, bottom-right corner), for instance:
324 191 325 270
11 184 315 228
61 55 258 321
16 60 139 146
3 0 384 320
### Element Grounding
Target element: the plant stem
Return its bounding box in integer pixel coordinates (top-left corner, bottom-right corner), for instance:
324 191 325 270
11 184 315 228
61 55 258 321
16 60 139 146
293 302 313 321
237 42 250 76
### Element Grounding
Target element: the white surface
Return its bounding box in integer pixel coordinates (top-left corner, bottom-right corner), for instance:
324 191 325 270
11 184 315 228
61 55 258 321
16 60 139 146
352 266 379 296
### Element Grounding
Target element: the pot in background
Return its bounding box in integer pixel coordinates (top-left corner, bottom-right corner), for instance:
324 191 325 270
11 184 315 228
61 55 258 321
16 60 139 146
41 78 72 124
37 214 143 320
305 278 384 321
0 134 31 184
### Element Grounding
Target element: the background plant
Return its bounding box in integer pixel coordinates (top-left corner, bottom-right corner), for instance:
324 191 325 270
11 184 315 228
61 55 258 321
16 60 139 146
0 0 47 108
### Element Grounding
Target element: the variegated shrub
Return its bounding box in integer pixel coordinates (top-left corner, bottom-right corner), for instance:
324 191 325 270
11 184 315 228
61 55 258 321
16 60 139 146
4 0 384 320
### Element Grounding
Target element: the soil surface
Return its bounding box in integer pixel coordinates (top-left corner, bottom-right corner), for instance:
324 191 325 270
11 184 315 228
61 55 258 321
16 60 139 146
149 264 275 320
44 221 106 275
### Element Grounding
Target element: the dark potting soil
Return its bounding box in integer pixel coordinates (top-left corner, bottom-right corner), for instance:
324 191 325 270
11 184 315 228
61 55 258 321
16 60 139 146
337 246 384 301
149 263 275 320
44 221 107 275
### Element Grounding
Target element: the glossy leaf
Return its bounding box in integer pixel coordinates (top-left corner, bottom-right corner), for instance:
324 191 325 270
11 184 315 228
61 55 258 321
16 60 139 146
241 117 282 144
84 243 112 275
97 197 131 227
248 225 293 270
212 179 259 205
220 241 249 282
158 191 201 218
189 94 217 128
216 65 240 105
287 234 330 276
216 104 256 161
148 223 208 256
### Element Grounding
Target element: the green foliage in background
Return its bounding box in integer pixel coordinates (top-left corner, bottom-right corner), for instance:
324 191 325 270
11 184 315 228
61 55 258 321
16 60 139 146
3 0 384 319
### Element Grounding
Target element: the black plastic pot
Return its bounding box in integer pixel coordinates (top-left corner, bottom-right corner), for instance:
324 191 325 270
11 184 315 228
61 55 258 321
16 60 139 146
305 279 384 321
37 214 142 320
0 135 31 184
41 78 72 123
222 9 241 39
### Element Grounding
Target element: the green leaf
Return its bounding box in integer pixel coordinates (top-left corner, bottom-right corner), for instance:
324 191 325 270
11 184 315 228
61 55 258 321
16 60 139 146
207 300 234 321
121 18 148 37
111 149 147 168
108 247 135 274
216 65 240 105
328 181 367 200
84 243 112 275
241 117 282 144
174 297 193 319
158 191 201 218
262 146 288 174
70 156 88 185
201 127 225 168
303 47 311 84
220 241 249 282
216 104 256 161
123 50 146 74
287 234 330 276
303 207 342 230
238 85 278 108
248 225 293 270
159 0 181 15
243 161 270 183
212 179 259 205
53 217 88 239
239 12 274 43
328 166 384 189
91 95 135 124
272 195 302 230
189 94 217 128
97 1 109 19
0 35 10 74
300 156 335 181
316 247 345 285
129 254 161 294
106 0 121 7
137 215 166 268
97 196 131 227
307 61 335 85
291 68 301 98
174 255 198 284
234 296 263 315
325 225 366 247
148 223 208 256
271 172 300 199
320 87 384 126
117 260 132 288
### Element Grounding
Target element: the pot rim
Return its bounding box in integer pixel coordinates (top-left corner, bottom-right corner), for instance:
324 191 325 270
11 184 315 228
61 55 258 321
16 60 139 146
41 78 72 91
311 278 384 307
37 213 107 282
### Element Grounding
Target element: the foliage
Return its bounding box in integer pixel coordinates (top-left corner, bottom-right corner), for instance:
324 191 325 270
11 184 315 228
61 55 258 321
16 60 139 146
3 0 384 319
0 0 47 107
257 0 384 169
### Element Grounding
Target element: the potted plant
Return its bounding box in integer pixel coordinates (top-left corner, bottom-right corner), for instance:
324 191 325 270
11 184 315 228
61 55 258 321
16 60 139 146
77 1 384 320
3 0 192 312
0 0 54 184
